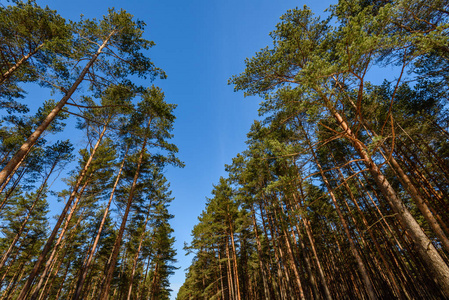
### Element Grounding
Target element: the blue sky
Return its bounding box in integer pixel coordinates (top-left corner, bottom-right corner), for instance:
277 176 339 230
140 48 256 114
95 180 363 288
21 0 335 297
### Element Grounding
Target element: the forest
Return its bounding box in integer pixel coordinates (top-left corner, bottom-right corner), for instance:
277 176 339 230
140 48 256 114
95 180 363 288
0 1 182 299
0 0 448 299
177 0 449 299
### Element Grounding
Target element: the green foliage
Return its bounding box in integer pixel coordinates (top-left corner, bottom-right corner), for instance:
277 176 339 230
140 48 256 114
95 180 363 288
0 3 182 299
0 0 71 101
181 0 449 299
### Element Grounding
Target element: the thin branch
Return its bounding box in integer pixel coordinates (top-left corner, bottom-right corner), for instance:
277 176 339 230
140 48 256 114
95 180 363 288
363 213 398 234
66 102 134 110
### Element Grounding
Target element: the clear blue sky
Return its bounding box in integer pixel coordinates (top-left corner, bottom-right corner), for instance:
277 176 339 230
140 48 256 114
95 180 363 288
24 0 335 297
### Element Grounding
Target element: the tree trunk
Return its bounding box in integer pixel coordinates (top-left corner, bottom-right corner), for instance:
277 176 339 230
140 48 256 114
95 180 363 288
250 205 271 300
0 30 115 188
328 104 449 296
126 211 151 300
381 147 449 252
0 163 29 211
228 212 241 300
40 246 69 300
274 201 305 299
362 120 449 253
225 241 235 300
54 259 72 300
303 123 377 300
331 153 403 298
71 147 128 300
29 204 88 300
295 186 333 300
16 124 107 300
0 167 52 270
0 43 45 84
149 261 160 300
218 249 225 300
3 262 26 300
98 124 149 300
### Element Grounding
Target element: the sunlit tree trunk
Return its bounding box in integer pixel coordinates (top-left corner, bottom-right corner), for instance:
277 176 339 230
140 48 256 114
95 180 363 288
0 30 115 188
227 210 241 300
303 125 377 300
0 43 45 85
126 211 150 300
98 120 150 299
250 204 271 300
294 186 333 300
0 167 52 270
71 147 128 300
325 101 449 295
17 125 107 300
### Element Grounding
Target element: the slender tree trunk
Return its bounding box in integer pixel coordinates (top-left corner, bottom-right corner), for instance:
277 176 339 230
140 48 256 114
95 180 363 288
218 250 225 300
54 259 72 300
295 187 333 300
17 125 107 300
303 216 333 300
0 30 116 188
250 205 271 300
225 241 235 300
0 146 33 197
98 125 149 300
113 246 130 300
36 250 59 300
0 149 13 166
302 123 377 300
40 246 68 300
0 43 45 84
265 205 290 300
280 191 317 299
30 205 88 300
0 164 29 211
362 121 449 252
71 147 128 300
0 229 29 289
327 103 449 296
3 263 26 300
1 260 24 299
0 171 50 270
126 211 151 300
259 201 281 300
149 261 160 300
380 147 449 252
332 156 403 298
136 245 152 299
228 213 241 300
283 225 306 300
397 142 449 209
274 200 305 299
